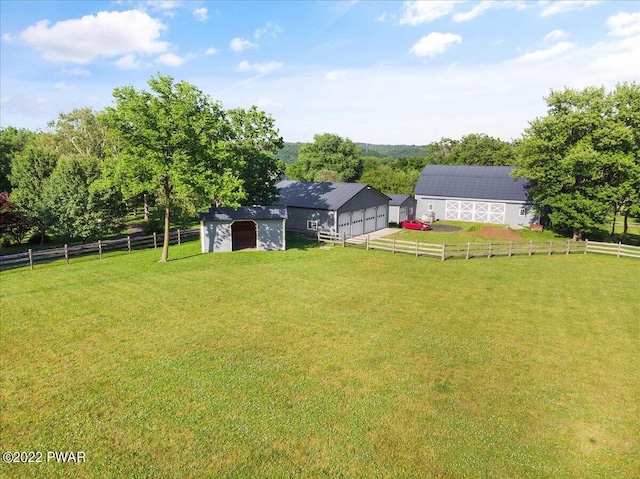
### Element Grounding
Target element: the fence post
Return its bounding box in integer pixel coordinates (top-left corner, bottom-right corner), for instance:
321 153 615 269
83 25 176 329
342 232 346 247
548 240 553 256
441 244 446 261
127 236 131 253
415 241 419 257
366 235 369 251
153 232 157 249
28 248 33 270
64 244 69 264
584 239 588 254
488 242 492 259
566 239 570 255
392 238 396 254
528 240 533 256
617 242 621 258
178 229 181 246
317 230 320 243
98 240 102 259
508 241 513 257
466 242 470 260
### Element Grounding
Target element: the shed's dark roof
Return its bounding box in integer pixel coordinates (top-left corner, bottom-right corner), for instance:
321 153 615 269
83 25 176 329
414 165 528 201
388 194 415 206
199 206 287 221
276 180 388 211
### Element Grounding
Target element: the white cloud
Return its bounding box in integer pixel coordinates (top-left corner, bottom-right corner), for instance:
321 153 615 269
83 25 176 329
515 41 574 62
230 37 257 52
115 53 143 70
205 47 220 55
409 32 462 58
539 1 601 17
606 11 640 37
237 60 282 75
325 70 350 81
146 1 182 11
544 29 568 42
2 32 16 43
453 2 494 22
63 67 91 76
156 52 185 66
55 82 72 90
17 10 168 63
254 22 283 39
193 7 208 22
400 1 456 25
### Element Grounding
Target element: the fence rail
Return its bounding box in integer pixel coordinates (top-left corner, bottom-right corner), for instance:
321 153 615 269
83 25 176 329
316 231 640 262
0 228 199 271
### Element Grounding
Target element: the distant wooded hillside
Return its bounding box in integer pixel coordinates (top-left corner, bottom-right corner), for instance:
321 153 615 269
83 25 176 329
275 142 426 163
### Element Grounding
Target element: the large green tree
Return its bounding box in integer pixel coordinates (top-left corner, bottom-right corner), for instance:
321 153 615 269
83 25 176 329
225 106 285 205
8 134 59 245
515 83 639 241
105 74 245 262
447 133 515 166
287 133 363 182
0 126 34 192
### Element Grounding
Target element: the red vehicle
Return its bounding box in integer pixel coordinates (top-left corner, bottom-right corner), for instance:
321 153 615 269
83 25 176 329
400 219 432 231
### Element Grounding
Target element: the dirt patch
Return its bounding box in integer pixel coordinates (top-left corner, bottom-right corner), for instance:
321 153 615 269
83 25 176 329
466 225 523 241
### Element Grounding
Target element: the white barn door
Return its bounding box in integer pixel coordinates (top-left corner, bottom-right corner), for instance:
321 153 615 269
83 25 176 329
446 200 506 224
351 210 364 236
364 207 377 233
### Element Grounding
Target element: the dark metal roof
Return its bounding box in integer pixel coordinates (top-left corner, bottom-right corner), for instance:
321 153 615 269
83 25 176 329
414 165 529 201
276 180 387 210
199 206 287 221
388 194 415 206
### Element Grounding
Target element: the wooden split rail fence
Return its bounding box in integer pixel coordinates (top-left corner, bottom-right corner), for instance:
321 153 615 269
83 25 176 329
317 231 640 261
0 228 200 271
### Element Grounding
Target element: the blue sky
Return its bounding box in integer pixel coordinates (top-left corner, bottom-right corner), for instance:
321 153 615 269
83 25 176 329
1 1 639 144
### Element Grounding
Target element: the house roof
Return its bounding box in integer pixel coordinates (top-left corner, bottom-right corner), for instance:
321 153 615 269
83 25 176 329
414 165 529 202
276 180 389 211
388 194 415 206
199 206 287 222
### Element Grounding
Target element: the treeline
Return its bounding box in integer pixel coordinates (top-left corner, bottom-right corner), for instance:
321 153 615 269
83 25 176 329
0 74 285 261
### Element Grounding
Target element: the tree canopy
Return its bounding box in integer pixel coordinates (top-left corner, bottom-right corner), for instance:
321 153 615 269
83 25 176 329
515 82 640 240
287 133 363 182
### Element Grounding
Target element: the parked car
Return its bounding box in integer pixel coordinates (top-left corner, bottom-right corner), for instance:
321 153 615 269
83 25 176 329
400 220 432 231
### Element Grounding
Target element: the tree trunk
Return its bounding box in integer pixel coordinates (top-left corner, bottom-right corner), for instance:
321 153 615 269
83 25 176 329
610 215 616 236
40 228 45 247
572 228 582 241
622 209 629 240
144 193 149 221
159 176 171 263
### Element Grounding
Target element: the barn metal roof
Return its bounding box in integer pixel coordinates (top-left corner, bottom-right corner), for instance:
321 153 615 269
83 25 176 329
276 180 387 211
414 165 529 202
199 206 287 221
388 194 415 206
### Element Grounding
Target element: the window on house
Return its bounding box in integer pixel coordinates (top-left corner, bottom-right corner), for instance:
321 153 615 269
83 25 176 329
519 207 526 216
428 204 434 211
307 220 318 230
409 207 414 215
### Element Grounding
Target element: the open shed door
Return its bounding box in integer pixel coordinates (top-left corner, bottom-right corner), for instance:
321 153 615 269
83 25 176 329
231 221 257 250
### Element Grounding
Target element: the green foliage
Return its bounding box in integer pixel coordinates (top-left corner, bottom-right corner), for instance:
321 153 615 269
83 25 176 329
0 126 34 192
515 83 640 239
447 133 515 165
225 106 285 205
105 73 246 261
287 133 363 182
359 165 420 195
0 191 30 245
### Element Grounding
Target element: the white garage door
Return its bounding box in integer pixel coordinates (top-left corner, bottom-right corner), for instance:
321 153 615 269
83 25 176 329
351 210 364 236
445 200 506 224
376 205 387 229
338 212 351 236
399 207 408 223
364 207 377 233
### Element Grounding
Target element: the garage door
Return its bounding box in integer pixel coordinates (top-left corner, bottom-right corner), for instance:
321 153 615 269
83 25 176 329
364 207 377 233
445 200 506 224
376 205 387 229
398 207 408 223
338 212 351 236
351 210 364 236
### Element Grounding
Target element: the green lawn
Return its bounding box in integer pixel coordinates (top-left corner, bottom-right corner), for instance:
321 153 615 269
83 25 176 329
1 240 639 478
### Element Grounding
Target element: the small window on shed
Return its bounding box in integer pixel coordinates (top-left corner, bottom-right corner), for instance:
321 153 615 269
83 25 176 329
409 207 414 215
428 204 434 211
307 220 318 230
519 207 526 217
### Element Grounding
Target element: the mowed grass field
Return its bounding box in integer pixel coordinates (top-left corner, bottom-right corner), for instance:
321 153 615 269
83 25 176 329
1 238 639 478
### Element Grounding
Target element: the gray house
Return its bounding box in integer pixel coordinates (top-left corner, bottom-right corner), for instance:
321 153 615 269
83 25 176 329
388 194 417 225
199 206 287 253
276 180 390 237
414 165 534 227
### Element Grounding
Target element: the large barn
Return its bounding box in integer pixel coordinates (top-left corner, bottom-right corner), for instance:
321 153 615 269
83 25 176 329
199 206 287 253
414 165 534 227
276 180 390 237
